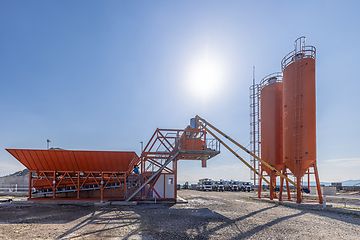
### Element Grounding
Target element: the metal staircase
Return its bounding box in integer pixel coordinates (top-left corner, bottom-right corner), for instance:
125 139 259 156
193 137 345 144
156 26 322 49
125 126 220 202
125 152 179 202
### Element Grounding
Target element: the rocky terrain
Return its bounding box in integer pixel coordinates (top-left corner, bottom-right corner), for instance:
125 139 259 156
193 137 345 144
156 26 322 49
0 190 359 239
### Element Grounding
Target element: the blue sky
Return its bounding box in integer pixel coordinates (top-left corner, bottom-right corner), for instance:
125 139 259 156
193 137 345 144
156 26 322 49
1 1 359 184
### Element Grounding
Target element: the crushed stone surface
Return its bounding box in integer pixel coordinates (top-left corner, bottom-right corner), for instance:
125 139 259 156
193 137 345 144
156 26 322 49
0 190 359 239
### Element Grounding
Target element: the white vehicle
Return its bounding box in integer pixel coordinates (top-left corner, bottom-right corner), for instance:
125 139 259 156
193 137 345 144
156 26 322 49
212 181 225 191
240 182 254 192
225 180 239 191
237 181 244 190
196 178 213 191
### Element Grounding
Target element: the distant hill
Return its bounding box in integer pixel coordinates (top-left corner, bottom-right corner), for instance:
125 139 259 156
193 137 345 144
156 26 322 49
260 179 360 187
302 180 360 187
1 169 29 178
339 179 360 186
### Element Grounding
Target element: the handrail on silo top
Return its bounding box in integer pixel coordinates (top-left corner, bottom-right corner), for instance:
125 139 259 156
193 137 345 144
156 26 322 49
281 37 316 71
259 72 283 90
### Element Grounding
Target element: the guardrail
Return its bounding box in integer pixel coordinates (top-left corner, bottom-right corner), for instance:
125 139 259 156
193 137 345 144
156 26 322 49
281 45 316 71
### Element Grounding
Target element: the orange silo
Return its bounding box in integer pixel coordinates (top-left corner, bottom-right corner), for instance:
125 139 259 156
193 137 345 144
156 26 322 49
258 73 283 199
281 37 322 203
260 73 283 173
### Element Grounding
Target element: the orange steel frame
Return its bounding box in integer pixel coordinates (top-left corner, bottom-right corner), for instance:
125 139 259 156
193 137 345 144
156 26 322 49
129 127 219 201
257 165 291 201
20 125 219 202
258 163 322 204
279 162 322 203
28 170 129 201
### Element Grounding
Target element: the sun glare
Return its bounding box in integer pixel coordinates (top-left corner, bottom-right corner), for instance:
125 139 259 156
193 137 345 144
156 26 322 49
186 54 226 99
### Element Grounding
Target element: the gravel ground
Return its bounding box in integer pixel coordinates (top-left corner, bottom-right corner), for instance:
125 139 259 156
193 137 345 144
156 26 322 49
0 190 359 239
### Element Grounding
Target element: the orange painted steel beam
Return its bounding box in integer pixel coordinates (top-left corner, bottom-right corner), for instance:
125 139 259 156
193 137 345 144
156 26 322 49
201 124 271 186
6 149 138 173
197 116 297 187
128 124 217 201
27 170 128 199
10 120 218 201
145 157 173 173
28 171 32 199
313 163 323 204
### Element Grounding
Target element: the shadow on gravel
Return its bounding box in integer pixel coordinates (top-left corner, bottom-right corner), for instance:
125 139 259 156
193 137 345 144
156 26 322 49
0 201 359 239
55 205 148 240
264 200 360 227
0 203 96 224
232 210 305 240
291 205 360 226
177 205 282 239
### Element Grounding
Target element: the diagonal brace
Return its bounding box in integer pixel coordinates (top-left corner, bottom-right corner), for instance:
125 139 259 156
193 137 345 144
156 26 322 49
125 152 179 202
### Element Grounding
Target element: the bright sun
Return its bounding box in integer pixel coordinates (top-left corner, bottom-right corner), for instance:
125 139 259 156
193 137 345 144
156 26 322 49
186 54 226 99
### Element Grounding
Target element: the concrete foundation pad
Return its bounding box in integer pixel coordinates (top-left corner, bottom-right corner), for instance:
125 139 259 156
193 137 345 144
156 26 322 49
94 201 111 206
111 201 137 206
26 200 95 205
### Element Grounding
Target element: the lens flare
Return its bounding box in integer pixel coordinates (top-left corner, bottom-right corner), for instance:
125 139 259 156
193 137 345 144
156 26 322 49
186 54 226 99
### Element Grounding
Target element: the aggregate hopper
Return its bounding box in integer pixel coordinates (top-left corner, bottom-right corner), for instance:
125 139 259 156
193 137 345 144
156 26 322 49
6 149 139 201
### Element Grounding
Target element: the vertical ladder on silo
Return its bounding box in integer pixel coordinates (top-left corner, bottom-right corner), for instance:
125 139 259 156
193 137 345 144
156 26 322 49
250 83 261 184
293 46 304 178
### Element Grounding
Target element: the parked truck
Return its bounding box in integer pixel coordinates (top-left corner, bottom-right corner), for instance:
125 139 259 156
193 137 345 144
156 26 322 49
196 178 213 191
225 180 239 191
212 180 225 191
240 182 254 192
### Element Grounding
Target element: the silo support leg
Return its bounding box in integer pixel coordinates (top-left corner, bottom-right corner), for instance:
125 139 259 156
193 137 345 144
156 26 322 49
125 173 127 199
313 163 323 204
270 172 274 200
286 179 291 200
53 171 56 199
257 170 262 198
101 174 104 202
77 174 80 199
279 166 285 201
28 171 32 200
296 178 301 204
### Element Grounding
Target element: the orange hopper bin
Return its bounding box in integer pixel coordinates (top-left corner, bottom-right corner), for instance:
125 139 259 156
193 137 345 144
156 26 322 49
6 149 138 173
179 126 205 151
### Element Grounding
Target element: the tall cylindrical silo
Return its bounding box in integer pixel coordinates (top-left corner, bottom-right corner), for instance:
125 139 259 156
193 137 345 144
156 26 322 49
282 37 316 180
260 73 283 174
